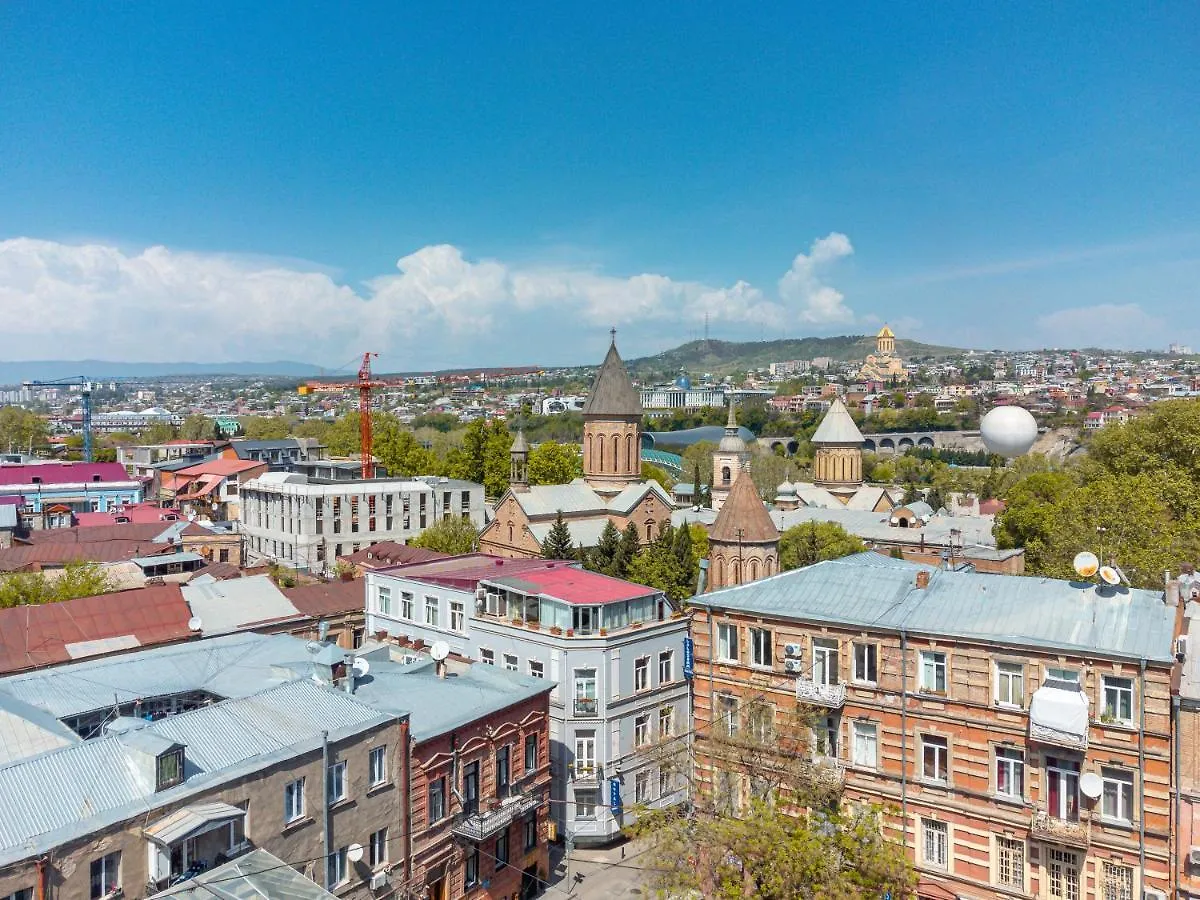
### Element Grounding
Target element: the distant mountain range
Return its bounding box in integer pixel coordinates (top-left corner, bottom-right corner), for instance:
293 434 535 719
0 359 323 383
626 335 965 377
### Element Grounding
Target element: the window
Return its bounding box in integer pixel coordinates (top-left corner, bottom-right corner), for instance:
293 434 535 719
327 760 347 803
1101 768 1135 823
659 705 675 738
747 702 773 742
574 732 596 777
750 627 773 668
523 812 538 851
156 748 184 790
369 745 387 786
995 661 1024 708
996 836 1025 889
369 827 388 868
4 889 32 900
529 659 544 678
995 747 1025 799
853 642 877 683
658 649 674 683
634 656 650 691
284 777 305 823
427 776 446 823
1102 676 1134 724
717 622 739 662
495 826 510 870
449 600 465 632
496 745 511 796
635 714 651 747
919 651 947 693
1102 862 1134 900
503 653 518 672
524 733 538 773
813 714 839 758
852 721 878 769
327 847 349 888
464 846 480 888
574 668 598 716
658 767 672 799
575 790 597 818
716 693 739 737
1046 757 1080 821
1047 848 1081 900
90 852 120 899
424 596 439 627
1047 666 1080 686
812 638 839 686
400 591 413 619
480 648 495 666
922 819 947 869
635 770 651 804
463 760 480 815
922 735 948 783
377 585 393 616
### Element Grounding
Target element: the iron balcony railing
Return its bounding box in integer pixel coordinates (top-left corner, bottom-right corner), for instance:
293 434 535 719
573 697 599 717
451 791 542 842
1030 809 1091 848
795 678 847 708
1029 720 1089 751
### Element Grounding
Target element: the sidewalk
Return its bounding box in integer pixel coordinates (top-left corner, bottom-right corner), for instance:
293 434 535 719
543 838 651 898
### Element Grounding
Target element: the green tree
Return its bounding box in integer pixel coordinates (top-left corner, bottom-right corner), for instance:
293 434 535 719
0 406 49 452
641 462 673 491
585 520 623 576
409 514 478 555
527 440 582 485
292 419 333 442
410 412 461 433
541 511 576 560
140 421 178 444
0 561 115 609
779 522 866 571
239 416 290 440
626 522 694 601
615 521 642 577
179 414 212 441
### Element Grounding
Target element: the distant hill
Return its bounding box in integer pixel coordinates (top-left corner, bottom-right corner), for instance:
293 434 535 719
626 335 965 377
0 359 323 383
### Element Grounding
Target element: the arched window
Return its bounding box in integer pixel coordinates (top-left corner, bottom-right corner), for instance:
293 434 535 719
626 434 635 473
731 560 741 585
508 522 514 542
765 555 776 576
584 433 592 470
645 520 655 541
611 435 620 473
713 556 723 587
598 438 605 471
721 466 731 485
749 559 759 581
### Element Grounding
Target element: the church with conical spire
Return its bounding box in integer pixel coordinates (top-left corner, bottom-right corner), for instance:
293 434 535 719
478 332 675 559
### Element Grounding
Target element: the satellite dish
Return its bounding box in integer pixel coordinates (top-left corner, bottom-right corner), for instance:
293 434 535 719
430 640 451 661
1080 772 1103 799
352 657 370 677
186 616 203 632
1073 552 1100 579
1099 566 1121 586
346 844 364 864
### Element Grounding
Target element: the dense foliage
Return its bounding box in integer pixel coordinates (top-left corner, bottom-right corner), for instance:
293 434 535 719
0 561 115 609
779 522 866 571
408 514 479 555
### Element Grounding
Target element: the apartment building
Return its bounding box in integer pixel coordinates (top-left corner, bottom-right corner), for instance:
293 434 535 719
239 472 486 575
691 553 1176 900
365 554 692 846
1172 575 1200 898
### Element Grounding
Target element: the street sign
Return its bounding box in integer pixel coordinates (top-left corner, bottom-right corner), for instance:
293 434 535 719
609 777 622 816
683 637 694 679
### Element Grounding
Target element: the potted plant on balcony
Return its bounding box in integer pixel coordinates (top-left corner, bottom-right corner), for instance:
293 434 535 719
549 626 563 635
566 628 574 637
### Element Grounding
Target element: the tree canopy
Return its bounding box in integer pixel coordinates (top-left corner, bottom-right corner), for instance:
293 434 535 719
0 406 49 452
779 522 866 571
0 561 116 609
541 511 576 560
527 440 582 485
408 514 479 555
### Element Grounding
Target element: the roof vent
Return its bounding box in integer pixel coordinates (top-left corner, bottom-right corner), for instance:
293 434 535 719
915 570 930 589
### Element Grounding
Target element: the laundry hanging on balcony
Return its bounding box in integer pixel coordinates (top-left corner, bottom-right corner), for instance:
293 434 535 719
1029 683 1089 749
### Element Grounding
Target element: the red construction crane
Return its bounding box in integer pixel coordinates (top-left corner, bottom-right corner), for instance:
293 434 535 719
356 352 386 479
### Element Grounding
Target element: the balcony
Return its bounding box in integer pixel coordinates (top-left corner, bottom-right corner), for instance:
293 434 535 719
1030 809 1090 848
453 792 542 842
804 756 846 789
795 679 846 708
1028 720 1088 751
573 697 599 717
571 763 602 785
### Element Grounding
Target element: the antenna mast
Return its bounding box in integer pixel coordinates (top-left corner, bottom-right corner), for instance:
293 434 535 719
357 353 385 479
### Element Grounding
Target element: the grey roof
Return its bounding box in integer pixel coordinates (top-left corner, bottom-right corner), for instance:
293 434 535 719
811 398 865 445
528 517 612 549
582 340 643 418
843 485 897 511
152 848 338 900
145 800 245 846
513 480 610 518
133 551 205 568
608 479 673 513
351 657 551 742
718 402 748 453
0 691 80 765
769 505 998 549
696 556 1176 663
0 505 17 530
182 574 301 635
511 430 529 453
0 678 396 866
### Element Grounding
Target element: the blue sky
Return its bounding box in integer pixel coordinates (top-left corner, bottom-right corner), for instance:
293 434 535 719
1 2 1197 370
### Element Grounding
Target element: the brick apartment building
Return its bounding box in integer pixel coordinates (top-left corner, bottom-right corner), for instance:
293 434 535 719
691 553 1177 900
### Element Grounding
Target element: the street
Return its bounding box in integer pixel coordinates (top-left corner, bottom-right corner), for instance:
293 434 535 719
543 839 652 899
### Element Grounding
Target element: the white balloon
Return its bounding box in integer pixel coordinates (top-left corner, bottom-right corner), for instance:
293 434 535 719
980 406 1038 457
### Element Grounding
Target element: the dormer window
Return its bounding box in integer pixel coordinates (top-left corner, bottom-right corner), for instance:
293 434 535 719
115 516 130 524
92 474 103 482
31 476 41 485
156 748 185 790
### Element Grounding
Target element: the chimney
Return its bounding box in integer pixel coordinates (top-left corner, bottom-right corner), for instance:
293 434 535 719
436 659 447 679
915 570 930 590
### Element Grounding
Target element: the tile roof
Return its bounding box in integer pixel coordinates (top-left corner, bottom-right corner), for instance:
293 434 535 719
0 462 136 487
582 339 643 417
484 565 659 606
0 584 195 675
697 556 1176 663
710 470 779 544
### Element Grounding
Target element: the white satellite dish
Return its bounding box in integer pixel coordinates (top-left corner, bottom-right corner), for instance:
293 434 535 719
186 616 203 632
1073 551 1100 579
1079 772 1103 799
430 640 451 662
1099 566 1121 586
352 657 370 678
346 843 364 864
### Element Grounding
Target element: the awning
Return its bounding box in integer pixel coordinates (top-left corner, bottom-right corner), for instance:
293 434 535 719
145 802 247 847
1029 684 1089 748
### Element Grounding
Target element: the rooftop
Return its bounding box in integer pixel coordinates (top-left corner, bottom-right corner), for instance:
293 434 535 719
379 553 565 592
182 574 299 634
339 541 448 568
0 539 177 572
24 520 209 545
710 469 779 544
151 849 338 900
582 339 643 418
284 578 367 618
484 566 659 606
0 462 138 487
811 398 865 445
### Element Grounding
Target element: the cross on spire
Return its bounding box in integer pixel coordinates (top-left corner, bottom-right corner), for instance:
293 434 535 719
609 327 617 344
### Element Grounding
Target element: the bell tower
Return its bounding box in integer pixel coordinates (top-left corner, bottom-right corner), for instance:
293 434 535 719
711 399 749 514
581 331 644 496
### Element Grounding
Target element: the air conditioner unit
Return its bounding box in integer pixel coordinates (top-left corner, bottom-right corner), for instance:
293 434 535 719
1190 846 1200 867
369 871 389 890
1144 889 1167 900
783 659 803 674
1177 635 1189 660
784 643 802 658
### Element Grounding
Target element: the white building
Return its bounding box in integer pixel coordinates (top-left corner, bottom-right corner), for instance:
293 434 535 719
239 472 487 574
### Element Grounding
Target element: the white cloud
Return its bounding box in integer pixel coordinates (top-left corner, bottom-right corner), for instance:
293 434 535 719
1034 303 1169 349
0 233 860 366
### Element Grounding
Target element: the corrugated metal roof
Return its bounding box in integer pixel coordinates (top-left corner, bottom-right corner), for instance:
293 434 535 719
144 801 246 846
151 848 338 900
527 517 611 548
182 574 299 635
697 556 1175 662
514 480 609 518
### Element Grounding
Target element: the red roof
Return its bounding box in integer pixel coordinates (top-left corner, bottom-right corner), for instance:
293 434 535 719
340 541 448 569
285 579 365 617
0 462 135 487
483 566 660 606
382 553 564 591
0 540 175 572
75 503 185 526
0 584 195 675
25 521 209 544
176 458 266 478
